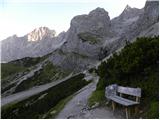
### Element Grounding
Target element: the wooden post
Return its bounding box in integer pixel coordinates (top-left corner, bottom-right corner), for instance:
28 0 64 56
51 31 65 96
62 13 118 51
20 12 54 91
125 107 130 119
135 96 139 114
135 106 138 114
112 101 115 111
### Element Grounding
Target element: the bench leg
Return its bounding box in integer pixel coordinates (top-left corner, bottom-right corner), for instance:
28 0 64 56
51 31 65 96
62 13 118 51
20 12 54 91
112 101 116 112
125 107 130 119
135 106 138 114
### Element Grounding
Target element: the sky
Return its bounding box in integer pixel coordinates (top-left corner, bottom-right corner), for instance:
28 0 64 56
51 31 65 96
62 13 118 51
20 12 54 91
0 0 147 40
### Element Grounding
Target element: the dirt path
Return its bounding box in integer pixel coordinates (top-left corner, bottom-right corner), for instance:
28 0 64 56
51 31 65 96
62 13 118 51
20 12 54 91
56 76 123 119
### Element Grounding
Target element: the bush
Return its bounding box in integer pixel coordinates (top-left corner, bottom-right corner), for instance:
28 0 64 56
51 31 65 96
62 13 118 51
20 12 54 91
94 36 159 118
147 101 159 119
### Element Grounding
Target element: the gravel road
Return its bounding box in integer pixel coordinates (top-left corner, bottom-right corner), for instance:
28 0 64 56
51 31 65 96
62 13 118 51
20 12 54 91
56 76 122 119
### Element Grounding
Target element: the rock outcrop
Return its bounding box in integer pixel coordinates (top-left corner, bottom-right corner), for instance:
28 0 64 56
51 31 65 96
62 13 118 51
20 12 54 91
123 1 159 40
104 1 159 56
1 1 159 72
48 8 112 71
62 7 111 57
27 27 56 41
1 27 66 62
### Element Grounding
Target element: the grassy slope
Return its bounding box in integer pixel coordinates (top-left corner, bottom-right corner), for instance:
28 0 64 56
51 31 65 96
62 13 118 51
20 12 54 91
1 63 27 79
1 52 52 80
89 36 159 118
14 61 70 93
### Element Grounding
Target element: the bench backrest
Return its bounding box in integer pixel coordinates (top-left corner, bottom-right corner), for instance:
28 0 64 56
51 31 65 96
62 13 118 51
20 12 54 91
117 86 141 97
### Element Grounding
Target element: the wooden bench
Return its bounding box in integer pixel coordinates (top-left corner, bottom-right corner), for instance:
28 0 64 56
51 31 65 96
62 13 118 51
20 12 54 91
105 84 141 118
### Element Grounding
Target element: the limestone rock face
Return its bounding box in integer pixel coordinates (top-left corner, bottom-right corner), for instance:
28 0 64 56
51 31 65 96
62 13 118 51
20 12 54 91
70 7 111 36
27 27 56 41
126 1 159 40
47 7 112 71
1 1 159 72
111 5 143 36
104 1 159 56
1 27 65 62
61 7 111 58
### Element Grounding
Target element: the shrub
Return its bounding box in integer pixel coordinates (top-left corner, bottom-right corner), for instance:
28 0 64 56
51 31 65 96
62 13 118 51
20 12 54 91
93 36 159 118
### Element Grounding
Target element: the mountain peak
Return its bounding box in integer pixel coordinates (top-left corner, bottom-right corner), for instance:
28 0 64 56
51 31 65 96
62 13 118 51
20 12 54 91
124 4 132 11
89 7 108 16
27 27 56 41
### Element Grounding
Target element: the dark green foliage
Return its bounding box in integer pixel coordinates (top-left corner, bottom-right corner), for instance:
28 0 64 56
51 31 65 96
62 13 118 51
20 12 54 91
88 67 96 73
96 77 107 90
2 73 90 119
97 61 107 78
96 36 159 118
146 101 159 118
44 94 74 118
77 32 101 44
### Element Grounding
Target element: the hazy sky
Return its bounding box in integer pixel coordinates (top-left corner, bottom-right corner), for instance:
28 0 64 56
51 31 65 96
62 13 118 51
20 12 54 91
0 0 147 40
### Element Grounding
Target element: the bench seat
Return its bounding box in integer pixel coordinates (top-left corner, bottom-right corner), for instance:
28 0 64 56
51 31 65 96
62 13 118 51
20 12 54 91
105 84 141 118
108 95 139 106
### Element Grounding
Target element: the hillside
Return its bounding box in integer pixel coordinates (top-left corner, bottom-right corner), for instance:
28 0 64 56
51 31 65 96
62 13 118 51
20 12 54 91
1 0 159 119
89 36 159 118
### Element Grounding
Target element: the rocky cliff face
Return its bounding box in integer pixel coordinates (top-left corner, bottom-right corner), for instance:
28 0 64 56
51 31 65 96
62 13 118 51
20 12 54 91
61 7 111 57
49 1 159 71
111 5 143 36
126 1 159 39
27 27 56 41
48 8 112 71
104 1 159 56
1 27 65 62
1 1 159 71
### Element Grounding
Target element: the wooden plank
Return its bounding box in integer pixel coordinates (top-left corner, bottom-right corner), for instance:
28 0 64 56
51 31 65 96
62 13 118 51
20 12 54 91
117 86 141 97
109 95 139 106
105 84 118 98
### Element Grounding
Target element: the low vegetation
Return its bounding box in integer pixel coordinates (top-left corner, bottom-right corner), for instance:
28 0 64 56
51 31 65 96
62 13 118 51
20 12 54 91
1 52 52 80
88 89 105 107
43 94 74 118
89 36 159 118
78 32 101 44
2 73 90 119
1 63 27 79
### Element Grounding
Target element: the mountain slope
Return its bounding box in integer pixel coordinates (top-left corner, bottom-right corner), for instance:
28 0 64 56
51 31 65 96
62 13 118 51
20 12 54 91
1 0 159 119
1 27 66 62
91 36 159 118
1 1 158 65
103 1 159 56
48 1 159 72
